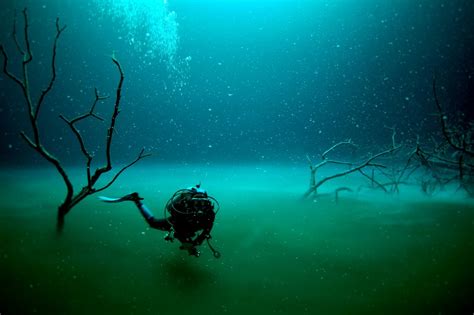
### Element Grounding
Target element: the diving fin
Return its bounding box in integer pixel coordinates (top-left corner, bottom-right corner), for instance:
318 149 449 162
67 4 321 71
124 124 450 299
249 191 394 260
98 192 142 203
98 196 124 203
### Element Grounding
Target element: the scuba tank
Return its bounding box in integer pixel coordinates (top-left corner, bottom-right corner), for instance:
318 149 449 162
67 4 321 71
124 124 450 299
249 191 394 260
164 185 221 258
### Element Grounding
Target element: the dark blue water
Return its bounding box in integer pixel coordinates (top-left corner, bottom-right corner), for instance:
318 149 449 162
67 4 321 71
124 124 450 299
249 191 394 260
1 0 473 165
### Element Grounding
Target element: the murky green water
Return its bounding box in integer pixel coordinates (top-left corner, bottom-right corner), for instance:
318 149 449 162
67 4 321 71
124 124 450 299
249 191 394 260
1 165 473 314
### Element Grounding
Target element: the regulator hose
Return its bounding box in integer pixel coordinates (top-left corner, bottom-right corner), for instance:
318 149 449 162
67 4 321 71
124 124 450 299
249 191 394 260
206 237 221 259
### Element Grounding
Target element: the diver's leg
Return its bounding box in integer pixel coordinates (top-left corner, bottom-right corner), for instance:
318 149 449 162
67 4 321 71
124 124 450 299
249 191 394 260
100 192 172 231
133 199 172 231
117 192 172 231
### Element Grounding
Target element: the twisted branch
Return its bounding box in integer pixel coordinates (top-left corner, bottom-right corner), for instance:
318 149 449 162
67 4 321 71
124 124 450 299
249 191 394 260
35 17 67 120
0 44 24 88
59 88 108 184
21 8 32 64
96 149 152 192
322 139 357 159
1 9 150 231
1 8 73 206
433 75 474 157
89 54 125 186
313 146 400 191
12 11 25 55
304 135 401 198
359 169 388 193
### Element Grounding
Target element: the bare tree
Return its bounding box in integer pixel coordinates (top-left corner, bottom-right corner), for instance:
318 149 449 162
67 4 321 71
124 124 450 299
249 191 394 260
358 127 416 195
432 76 474 195
407 76 474 196
0 9 150 232
303 139 401 199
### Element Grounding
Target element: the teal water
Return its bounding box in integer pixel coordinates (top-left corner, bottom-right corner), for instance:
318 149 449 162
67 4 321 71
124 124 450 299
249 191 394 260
1 164 473 314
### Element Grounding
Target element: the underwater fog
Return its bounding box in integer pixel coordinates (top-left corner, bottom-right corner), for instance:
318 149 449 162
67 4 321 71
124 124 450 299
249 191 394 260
1 165 474 314
1 0 473 314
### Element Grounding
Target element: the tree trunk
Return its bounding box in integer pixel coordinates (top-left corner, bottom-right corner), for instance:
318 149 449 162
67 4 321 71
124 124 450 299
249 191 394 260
56 204 70 234
56 188 90 234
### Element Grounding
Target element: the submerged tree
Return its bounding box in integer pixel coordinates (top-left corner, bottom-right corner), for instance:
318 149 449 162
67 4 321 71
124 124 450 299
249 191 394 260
407 76 474 197
0 9 150 232
303 138 401 200
303 69 474 200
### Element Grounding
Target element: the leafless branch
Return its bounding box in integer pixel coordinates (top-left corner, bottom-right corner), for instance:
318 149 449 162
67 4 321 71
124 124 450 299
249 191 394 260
22 8 32 64
1 9 150 232
89 55 125 186
316 146 400 189
335 187 352 203
303 138 401 198
35 17 67 120
96 148 152 192
359 169 388 193
322 139 356 159
384 126 397 148
60 88 109 184
433 75 474 157
12 11 25 55
0 44 24 88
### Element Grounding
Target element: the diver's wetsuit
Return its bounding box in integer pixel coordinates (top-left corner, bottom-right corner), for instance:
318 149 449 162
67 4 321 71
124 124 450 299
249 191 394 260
134 199 172 231
132 195 215 247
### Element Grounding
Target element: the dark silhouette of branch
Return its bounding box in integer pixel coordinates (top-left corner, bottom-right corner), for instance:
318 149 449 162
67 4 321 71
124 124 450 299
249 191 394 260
334 187 352 204
96 148 152 192
384 126 397 148
433 75 474 157
411 75 473 196
35 17 67 120
316 146 399 189
359 169 388 193
321 139 357 159
21 8 32 64
0 9 150 233
1 8 74 212
59 88 107 185
0 45 24 88
12 11 25 55
303 136 401 199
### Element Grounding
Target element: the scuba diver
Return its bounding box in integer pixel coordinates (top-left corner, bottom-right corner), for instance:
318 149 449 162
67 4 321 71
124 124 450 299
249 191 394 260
100 185 220 258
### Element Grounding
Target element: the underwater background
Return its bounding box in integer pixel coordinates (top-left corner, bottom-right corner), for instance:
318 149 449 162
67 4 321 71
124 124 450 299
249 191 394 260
0 0 473 314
